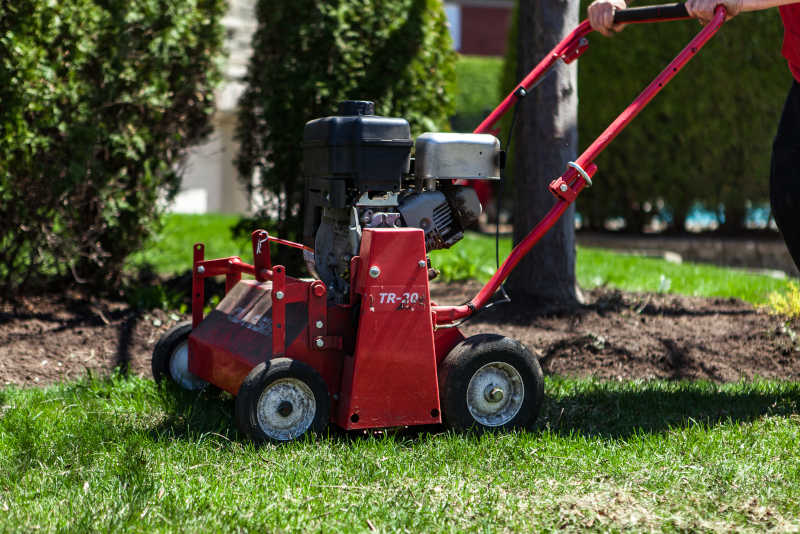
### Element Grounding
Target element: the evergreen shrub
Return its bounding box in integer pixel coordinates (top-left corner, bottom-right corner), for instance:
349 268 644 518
0 0 225 296
235 0 457 252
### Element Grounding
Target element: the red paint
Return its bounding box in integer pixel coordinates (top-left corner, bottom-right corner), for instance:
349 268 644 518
433 327 465 365
474 20 594 137
272 266 286 356
188 278 352 398
780 5 800 82
252 230 271 282
335 228 441 429
192 244 205 328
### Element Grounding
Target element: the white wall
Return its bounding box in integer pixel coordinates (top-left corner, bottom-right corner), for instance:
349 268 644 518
170 0 257 214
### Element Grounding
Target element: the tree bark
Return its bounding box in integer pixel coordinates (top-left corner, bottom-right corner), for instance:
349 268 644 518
507 0 580 308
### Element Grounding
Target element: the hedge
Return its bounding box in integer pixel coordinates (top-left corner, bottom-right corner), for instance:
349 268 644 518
235 0 457 249
500 2 788 232
451 55 504 132
0 0 225 296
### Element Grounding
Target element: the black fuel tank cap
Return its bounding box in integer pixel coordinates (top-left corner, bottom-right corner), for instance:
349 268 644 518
337 100 375 116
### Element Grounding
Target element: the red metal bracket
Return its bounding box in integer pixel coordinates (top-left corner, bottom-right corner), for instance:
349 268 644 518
561 37 589 64
192 244 205 328
225 259 242 293
307 280 338 351
271 265 286 357
549 162 598 203
252 230 271 282
549 177 579 203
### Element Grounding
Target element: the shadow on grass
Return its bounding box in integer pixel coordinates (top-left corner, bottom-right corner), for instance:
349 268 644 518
538 379 800 440
147 379 800 447
147 385 239 442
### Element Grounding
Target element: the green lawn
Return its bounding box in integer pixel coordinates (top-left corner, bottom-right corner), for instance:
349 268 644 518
2 375 800 532
430 231 793 305
127 214 252 275
452 55 504 131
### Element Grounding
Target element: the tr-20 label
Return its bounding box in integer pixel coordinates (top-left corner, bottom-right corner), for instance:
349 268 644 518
378 292 420 304
366 287 428 312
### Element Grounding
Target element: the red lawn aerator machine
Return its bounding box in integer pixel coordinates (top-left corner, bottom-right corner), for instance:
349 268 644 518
153 3 728 442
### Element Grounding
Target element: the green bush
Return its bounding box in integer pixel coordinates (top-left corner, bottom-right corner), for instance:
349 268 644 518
0 0 225 296
451 55 504 131
500 3 787 231
235 0 457 249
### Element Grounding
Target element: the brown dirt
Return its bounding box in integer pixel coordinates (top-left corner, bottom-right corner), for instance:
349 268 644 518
2 281 800 387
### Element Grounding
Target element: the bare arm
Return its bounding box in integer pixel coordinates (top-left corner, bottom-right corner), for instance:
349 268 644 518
590 0 800 35
742 0 800 10
687 0 800 24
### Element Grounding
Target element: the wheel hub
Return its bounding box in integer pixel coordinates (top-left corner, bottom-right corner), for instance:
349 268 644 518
484 385 504 403
277 400 294 417
466 362 524 427
168 341 208 391
256 378 316 441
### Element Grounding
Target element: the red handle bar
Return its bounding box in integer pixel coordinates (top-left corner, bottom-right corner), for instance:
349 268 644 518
432 5 727 326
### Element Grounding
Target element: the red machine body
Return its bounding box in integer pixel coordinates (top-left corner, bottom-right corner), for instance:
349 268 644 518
187 228 463 430
337 228 442 429
177 4 728 434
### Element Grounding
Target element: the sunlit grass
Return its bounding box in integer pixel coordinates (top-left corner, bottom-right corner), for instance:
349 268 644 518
2 375 799 532
130 215 795 306
127 213 250 275
429 231 794 305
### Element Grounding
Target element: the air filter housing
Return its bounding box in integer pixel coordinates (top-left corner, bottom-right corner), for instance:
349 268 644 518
303 100 413 208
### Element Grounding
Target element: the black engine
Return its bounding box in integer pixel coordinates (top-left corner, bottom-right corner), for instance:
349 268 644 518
303 100 500 302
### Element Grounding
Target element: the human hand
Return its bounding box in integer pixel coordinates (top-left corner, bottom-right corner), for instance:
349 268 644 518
588 0 628 36
685 0 743 24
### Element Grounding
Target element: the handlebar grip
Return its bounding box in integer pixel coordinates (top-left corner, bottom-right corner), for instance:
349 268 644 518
613 2 689 23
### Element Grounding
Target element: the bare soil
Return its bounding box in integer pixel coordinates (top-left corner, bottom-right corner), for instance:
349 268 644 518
2 281 800 387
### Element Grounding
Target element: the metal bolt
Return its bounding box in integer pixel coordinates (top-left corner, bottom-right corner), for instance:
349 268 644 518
315 338 325 348
369 266 380 278
485 386 504 403
559 184 569 192
418 260 426 268
277 401 293 417
197 266 205 274
275 291 285 300
315 320 324 329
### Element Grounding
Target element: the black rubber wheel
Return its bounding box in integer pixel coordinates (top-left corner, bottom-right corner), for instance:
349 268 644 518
151 321 208 391
235 358 330 443
438 334 544 431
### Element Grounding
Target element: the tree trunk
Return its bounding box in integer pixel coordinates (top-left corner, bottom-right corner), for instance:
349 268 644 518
507 0 580 308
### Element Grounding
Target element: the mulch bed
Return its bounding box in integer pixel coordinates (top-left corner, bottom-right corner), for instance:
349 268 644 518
2 281 799 387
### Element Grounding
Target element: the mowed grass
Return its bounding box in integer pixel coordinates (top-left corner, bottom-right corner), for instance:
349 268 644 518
430 231 794 304
2 375 800 532
130 214 795 305
127 214 251 275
